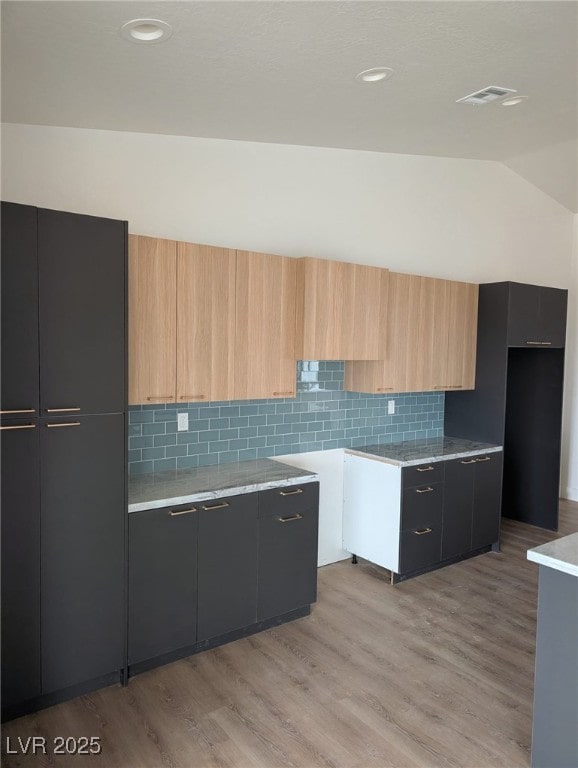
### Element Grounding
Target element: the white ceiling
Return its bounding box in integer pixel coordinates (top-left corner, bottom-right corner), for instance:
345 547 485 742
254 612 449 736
2 1 577 210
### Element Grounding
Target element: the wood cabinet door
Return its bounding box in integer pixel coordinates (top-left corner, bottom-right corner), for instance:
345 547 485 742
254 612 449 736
1 202 40 418
297 257 387 361
129 235 177 405
176 243 236 403
235 250 297 399
405 276 438 391
445 281 479 390
539 287 567 348
38 209 126 415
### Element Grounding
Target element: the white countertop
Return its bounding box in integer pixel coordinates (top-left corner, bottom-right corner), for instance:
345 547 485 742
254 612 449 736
527 532 578 578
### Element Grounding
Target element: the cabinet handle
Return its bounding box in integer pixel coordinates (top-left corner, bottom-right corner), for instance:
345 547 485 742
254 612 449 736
169 508 197 516
461 459 477 465
415 487 434 494
376 387 393 392
45 407 80 413
0 408 36 415
201 501 230 511
273 391 294 396
448 385 463 389
46 422 81 428
0 423 36 431
540 342 552 346
414 528 433 536
279 488 303 496
179 395 206 400
475 456 491 462
416 466 434 472
146 396 173 401
278 514 303 523
525 341 542 346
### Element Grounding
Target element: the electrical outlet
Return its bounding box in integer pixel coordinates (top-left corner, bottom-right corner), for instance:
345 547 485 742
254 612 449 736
387 400 395 415
177 412 189 432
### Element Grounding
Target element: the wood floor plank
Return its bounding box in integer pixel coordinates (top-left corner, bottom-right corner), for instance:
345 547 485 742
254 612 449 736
2 500 576 768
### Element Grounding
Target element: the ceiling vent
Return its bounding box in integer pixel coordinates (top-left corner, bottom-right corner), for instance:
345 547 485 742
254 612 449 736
456 86 517 106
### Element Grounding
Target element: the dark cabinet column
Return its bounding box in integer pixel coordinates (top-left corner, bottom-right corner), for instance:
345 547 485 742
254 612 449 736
129 505 198 666
197 494 258 641
471 454 503 549
507 283 541 347
1 420 41 716
257 483 319 621
539 287 567 347
40 414 124 694
38 209 126 415
1 202 39 417
442 459 475 560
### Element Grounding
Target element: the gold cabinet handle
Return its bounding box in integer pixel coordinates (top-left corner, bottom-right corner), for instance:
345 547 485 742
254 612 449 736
273 391 294 396
376 387 393 392
279 488 303 496
169 508 197 516
0 408 36 415
416 466 434 472
46 422 81 428
540 341 552 346
525 341 542 345
461 458 477 465
415 487 434 494
201 501 230 511
279 514 303 523
475 456 491 462
448 385 463 389
45 407 80 413
179 395 206 400
146 396 173 401
0 423 36 431
414 528 433 536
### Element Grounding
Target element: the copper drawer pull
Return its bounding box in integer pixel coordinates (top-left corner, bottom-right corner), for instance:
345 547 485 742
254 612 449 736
376 387 393 392
0 408 36 415
415 487 434 494
201 502 230 511
279 488 303 496
0 423 36 431
46 422 81 428
169 508 197 516
476 456 491 462
414 528 433 536
179 395 206 400
279 514 303 523
45 407 80 413
416 466 434 472
461 459 477 465
273 391 294 396
146 396 173 401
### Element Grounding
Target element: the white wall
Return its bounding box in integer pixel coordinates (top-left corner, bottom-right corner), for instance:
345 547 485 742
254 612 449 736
2 122 576 498
561 216 578 500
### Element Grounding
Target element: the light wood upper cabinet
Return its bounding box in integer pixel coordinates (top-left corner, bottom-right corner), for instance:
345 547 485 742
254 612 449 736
235 250 297 399
296 257 388 361
345 273 478 394
128 235 177 405
176 243 236 403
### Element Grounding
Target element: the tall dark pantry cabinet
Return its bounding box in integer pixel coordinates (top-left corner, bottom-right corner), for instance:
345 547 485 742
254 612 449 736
1 202 127 721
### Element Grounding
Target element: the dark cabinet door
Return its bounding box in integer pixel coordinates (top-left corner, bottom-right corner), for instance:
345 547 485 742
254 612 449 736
197 494 258 642
399 526 442 573
257 483 319 621
539 287 567 347
129 505 197 666
1 202 39 417
507 283 541 347
1 420 41 715
41 414 124 694
38 209 126 415
401 483 443 531
472 453 503 550
442 458 475 560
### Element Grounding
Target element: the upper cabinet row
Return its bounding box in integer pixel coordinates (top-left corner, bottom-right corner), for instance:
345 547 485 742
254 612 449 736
128 235 477 404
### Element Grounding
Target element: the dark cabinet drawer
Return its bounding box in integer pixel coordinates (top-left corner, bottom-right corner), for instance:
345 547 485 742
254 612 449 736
258 481 318 517
400 526 442 573
402 462 444 489
401 482 443 531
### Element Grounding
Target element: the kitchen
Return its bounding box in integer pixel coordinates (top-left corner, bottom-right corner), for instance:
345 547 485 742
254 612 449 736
1 2 577 767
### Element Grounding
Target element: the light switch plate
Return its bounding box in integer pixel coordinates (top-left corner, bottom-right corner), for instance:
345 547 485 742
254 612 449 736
387 400 395 415
177 412 189 431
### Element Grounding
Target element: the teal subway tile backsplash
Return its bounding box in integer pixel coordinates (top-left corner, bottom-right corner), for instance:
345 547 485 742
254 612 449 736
128 361 444 474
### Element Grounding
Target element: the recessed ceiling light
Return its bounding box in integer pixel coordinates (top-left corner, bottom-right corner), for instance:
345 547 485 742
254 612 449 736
501 95 528 107
356 67 394 83
121 19 172 43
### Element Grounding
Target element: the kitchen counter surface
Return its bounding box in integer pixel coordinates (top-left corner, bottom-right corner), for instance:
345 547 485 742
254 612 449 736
345 436 502 467
527 532 578 578
128 458 318 512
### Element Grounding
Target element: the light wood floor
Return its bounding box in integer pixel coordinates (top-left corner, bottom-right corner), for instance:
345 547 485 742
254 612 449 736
3 499 577 768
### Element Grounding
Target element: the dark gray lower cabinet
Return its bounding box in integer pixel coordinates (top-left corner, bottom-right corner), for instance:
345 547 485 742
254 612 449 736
257 484 319 621
41 414 125 694
1 420 41 716
129 504 198 666
471 454 502 550
197 494 259 641
399 466 443 573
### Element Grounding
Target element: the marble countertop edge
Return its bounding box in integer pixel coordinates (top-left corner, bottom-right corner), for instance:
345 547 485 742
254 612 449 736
527 532 578 578
345 443 503 468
